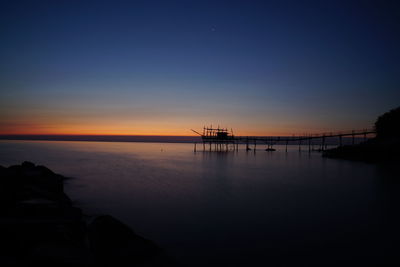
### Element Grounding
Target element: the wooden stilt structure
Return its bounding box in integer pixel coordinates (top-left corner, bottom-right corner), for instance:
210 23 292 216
191 126 375 153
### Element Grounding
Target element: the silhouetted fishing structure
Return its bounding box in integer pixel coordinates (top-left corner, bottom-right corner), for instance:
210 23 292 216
191 126 376 152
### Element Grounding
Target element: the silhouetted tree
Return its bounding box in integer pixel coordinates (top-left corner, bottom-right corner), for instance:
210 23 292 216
375 107 400 139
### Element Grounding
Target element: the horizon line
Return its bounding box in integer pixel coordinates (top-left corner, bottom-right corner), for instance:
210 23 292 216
0 134 200 137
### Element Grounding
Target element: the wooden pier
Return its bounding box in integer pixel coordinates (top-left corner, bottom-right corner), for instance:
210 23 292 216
191 126 376 152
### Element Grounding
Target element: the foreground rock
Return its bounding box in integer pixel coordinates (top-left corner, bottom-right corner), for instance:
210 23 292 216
88 215 166 266
0 162 172 266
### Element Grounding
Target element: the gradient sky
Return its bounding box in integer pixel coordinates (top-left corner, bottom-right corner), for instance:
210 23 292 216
1 0 399 136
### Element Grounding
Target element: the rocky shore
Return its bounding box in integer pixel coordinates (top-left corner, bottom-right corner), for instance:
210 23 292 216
323 107 400 163
322 138 400 163
0 162 173 266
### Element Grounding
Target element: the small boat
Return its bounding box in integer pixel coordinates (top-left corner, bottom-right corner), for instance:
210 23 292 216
265 148 276 151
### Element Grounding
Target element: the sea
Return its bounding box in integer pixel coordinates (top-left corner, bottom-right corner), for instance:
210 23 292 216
0 140 399 266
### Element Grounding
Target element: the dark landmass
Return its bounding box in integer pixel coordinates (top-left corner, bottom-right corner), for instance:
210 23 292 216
0 135 201 143
0 162 174 266
323 107 400 163
323 137 400 163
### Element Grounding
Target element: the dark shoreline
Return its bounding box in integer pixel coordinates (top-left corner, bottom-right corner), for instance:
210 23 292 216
0 162 173 266
323 138 400 163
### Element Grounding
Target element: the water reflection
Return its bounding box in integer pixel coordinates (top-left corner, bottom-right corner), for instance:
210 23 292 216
0 141 398 265
200 150 232 206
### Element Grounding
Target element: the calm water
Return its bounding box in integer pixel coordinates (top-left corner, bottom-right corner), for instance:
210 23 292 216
0 140 399 266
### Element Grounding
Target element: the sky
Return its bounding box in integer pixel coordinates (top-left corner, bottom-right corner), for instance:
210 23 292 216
1 0 399 136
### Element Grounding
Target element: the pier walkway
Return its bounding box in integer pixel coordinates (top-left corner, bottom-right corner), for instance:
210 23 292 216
192 127 376 152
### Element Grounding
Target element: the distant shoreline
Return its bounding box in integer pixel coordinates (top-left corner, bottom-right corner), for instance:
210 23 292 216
0 135 202 143
0 134 368 145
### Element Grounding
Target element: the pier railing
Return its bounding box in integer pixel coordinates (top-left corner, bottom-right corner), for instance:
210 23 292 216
193 128 376 152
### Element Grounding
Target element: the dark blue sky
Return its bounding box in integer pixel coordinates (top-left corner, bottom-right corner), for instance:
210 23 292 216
1 0 399 135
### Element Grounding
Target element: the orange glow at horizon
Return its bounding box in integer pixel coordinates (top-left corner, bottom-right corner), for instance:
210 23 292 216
0 120 357 137
0 125 300 136
0 107 372 137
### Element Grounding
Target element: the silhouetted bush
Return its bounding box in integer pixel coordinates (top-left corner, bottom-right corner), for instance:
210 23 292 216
375 106 400 139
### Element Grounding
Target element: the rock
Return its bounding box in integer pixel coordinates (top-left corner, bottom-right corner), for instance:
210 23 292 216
0 162 172 266
22 161 35 169
22 165 64 194
36 165 56 176
0 162 69 205
0 162 85 266
28 242 91 267
88 215 162 266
